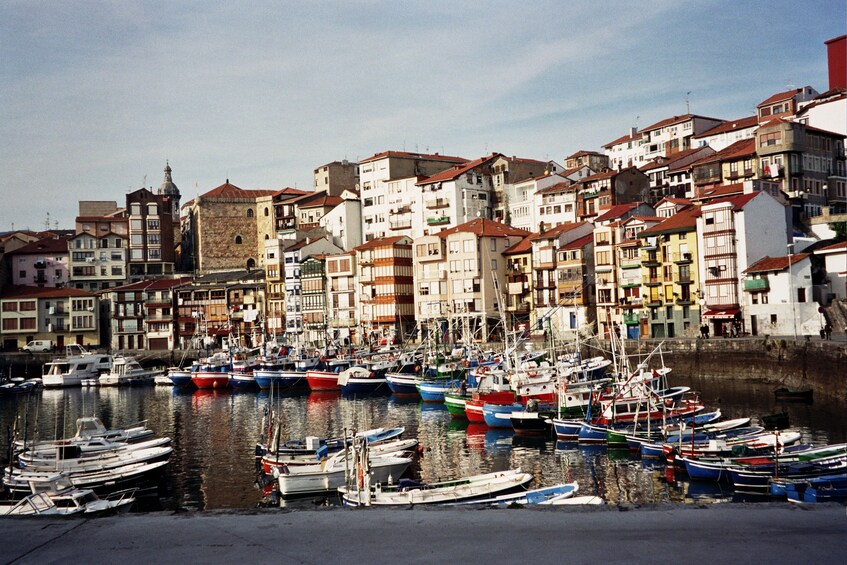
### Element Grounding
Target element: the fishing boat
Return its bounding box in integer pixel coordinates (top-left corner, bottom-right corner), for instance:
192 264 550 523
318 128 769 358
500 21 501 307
338 468 533 506
16 416 155 450
1 485 136 516
191 352 232 389
305 358 352 392
483 402 523 429
338 366 389 397
3 460 170 499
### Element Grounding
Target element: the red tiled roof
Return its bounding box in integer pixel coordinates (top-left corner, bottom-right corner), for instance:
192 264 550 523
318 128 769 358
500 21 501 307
579 169 617 183
536 181 575 195
656 197 693 206
417 155 497 185
201 181 277 200
816 241 847 253
275 187 311 197
109 277 192 292
562 233 593 250
694 116 758 138
594 203 643 223
297 194 343 209
502 235 535 255
436 218 530 239
690 138 756 167
353 236 411 252
10 236 71 255
0 285 95 299
529 222 589 242
639 206 699 236
640 147 712 172
603 132 638 148
359 150 468 165
745 253 810 274
642 114 724 132
693 183 746 201
701 191 762 210
758 88 802 107
628 215 664 222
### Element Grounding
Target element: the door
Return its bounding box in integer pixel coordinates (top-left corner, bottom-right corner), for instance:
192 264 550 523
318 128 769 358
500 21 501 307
750 315 758 336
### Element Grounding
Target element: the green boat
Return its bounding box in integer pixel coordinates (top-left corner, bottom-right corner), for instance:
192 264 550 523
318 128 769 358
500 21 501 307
443 391 470 418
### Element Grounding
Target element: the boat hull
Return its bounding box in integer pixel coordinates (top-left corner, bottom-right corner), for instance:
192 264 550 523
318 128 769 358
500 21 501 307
191 372 230 389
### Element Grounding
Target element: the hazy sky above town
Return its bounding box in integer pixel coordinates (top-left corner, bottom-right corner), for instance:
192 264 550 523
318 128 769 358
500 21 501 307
1 0 844 231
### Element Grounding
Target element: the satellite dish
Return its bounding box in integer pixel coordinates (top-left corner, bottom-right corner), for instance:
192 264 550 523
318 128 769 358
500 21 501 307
698 299 706 306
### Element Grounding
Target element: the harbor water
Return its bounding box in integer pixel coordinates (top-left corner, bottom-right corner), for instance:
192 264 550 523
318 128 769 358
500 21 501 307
1 373 845 511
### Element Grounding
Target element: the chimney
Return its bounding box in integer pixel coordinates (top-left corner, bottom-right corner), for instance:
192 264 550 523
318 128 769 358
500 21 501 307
825 35 847 90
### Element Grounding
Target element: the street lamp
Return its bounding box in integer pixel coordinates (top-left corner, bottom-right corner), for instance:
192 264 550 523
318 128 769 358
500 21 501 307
786 243 798 341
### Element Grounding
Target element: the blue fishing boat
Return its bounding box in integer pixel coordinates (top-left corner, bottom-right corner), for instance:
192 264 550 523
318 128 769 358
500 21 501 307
339 367 390 397
417 379 462 403
482 402 522 429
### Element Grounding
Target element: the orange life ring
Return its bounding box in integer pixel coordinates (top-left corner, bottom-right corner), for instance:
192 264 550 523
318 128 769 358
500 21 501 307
479 366 489 374
528 371 537 378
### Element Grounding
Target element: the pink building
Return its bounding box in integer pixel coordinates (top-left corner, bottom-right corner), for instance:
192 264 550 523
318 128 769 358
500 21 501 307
8 236 71 288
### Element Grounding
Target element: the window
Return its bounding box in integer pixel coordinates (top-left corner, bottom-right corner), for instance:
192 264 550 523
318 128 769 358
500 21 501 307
235 235 243 245
264 207 269 216
147 204 158 215
797 288 806 303
247 209 254 218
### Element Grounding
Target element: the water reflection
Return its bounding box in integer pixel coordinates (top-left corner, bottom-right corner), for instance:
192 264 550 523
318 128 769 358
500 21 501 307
0 371 844 511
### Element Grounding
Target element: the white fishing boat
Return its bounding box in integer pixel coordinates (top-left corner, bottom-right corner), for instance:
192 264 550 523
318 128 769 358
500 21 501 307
1 475 136 516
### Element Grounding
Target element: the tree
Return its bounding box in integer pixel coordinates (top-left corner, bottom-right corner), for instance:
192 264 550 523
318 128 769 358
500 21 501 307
829 221 847 242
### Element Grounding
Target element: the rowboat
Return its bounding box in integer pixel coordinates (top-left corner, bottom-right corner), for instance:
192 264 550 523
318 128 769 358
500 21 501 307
449 481 580 506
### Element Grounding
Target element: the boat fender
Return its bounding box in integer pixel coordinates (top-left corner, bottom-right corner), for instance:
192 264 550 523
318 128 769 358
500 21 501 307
357 464 364 488
528 371 537 378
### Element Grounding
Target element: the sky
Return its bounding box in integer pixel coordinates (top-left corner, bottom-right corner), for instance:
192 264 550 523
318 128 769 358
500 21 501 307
1 0 844 231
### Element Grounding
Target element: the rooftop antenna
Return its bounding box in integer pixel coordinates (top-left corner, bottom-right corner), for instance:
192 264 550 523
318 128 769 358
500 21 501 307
685 91 691 114
143 174 147 188
44 212 50 232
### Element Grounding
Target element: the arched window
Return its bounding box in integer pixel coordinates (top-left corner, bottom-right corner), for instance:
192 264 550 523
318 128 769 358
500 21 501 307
247 208 254 218
246 258 256 269
235 235 243 245
264 207 269 216
264 234 270 240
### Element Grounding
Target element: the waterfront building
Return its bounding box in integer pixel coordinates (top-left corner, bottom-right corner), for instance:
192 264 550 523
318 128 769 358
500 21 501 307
637 206 702 339
577 167 650 219
534 182 579 230
591 203 655 337
325 252 357 345
416 154 498 235
314 160 358 196
301 255 328 346
690 139 761 198
126 187 176 281
296 192 343 232
319 190 362 251
743 252 818 337
0 285 98 350
640 146 715 202
509 172 567 231
604 114 725 170
270 187 312 240
262 237 286 339
754 118 846 217
529 222 594 337
8 236 71 288
283 237 342 338
691 116 759 153
358 150 468 242
490 154 561 223
103 278 188 351
555 233 596 338
184 180 277 273
70 209 128 292
413 219 528 344
502 235 534 333
815 241 847 300
354 235 414 346
695 191 791 337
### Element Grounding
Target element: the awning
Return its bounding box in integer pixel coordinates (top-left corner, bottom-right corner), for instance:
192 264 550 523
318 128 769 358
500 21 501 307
702 308 740 320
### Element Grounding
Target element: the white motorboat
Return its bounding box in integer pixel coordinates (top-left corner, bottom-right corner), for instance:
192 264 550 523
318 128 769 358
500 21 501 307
99 355 160 386
42 346 112 388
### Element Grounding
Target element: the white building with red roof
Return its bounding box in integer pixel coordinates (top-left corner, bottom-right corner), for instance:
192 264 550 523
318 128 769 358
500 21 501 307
0 285 99 350
742 252 817 337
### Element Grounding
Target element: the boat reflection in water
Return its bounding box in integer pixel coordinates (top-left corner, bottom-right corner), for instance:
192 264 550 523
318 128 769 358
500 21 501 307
1 371 844 511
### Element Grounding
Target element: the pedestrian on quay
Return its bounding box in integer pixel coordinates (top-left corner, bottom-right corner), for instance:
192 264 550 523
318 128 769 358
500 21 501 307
824 323 832 341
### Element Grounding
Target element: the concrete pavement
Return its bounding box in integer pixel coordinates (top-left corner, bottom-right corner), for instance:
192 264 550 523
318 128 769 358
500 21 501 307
3 504 846 564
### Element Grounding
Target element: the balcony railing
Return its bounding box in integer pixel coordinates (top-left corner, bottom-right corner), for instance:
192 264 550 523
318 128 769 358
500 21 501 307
673 252 693 264
744 277 770 292
426 216 450 225
622 312 640 325
425 198 450 209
